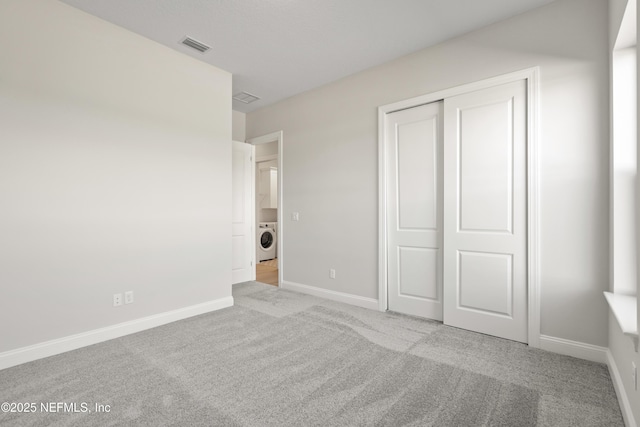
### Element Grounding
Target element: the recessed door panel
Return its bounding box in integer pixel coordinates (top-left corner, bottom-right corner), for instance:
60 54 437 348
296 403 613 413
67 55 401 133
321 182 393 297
398 247 439 300
232 235 244 270
398 118 438 230
458 251 513 316
459 100 514 233
387 101 443 320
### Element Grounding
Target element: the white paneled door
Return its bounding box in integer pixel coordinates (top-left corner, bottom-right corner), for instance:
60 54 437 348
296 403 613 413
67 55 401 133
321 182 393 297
232 141 255 284
443 80 528 343
386 102 444 320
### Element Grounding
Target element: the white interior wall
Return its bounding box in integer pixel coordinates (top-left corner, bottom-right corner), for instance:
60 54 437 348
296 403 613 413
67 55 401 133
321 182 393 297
637 0 640 373
0 0 232 353
257 159 278 223
247 0 610 347
255 141 279 224
255 141 278 158
232 110 246 142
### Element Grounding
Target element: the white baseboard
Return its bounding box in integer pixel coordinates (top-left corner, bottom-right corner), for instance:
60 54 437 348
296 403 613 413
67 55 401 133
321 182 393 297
281 280 379 311
607 350 638 427
539 334 608 363
0 296 234 371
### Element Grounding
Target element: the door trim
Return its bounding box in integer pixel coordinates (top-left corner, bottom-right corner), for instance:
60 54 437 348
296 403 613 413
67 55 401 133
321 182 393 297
378 67 541 347
247 131 284 286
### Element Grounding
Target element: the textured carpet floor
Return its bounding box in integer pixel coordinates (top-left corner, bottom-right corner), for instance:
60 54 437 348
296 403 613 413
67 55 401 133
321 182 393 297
0 282 623 426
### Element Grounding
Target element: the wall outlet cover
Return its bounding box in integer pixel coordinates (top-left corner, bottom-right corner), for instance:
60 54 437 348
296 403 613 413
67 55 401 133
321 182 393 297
113 293 122 307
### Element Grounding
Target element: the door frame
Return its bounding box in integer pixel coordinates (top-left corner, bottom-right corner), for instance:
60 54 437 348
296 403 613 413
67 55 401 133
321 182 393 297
247 131 284 286
377 67 541 347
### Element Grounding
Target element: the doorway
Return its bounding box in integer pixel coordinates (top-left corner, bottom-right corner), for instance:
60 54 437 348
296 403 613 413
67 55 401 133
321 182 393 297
379 69 540 346
248 131 283 287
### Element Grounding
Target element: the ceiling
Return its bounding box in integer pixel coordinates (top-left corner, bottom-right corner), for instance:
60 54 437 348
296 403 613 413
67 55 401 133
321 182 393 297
59 0 558 113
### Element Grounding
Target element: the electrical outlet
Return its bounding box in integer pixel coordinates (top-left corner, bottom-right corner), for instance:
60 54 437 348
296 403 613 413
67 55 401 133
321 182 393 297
633 362 637 391
113 293 122 307
330 268 336 279
125 291 134 305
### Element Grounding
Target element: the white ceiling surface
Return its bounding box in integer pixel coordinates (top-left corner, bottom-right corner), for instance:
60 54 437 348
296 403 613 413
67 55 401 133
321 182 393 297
60 0 558 113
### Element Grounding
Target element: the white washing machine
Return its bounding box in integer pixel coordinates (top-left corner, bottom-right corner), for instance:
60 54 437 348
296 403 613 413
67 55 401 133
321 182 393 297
257 222 277 261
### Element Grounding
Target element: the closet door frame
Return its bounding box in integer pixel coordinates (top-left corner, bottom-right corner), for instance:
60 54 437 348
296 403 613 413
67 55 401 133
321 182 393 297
377 67 541 348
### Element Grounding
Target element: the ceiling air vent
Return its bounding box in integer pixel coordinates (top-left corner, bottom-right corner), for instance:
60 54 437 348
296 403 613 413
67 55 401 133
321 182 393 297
233 91 260 104
181 36 210 53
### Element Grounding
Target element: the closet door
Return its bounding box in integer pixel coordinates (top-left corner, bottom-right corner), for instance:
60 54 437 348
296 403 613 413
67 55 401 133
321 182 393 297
442 80 528 343
386 101 443 320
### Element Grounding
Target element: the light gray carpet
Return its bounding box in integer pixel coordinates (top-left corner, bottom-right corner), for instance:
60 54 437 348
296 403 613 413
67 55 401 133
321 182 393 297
0 282 623 426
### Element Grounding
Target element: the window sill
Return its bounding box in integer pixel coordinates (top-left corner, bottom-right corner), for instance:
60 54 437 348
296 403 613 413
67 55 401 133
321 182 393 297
604 291 639 352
